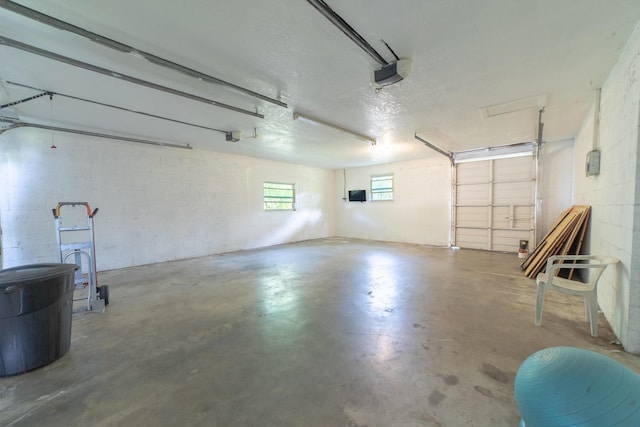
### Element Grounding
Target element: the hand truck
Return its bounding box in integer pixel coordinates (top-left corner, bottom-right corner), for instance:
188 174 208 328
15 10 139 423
52 202 109 312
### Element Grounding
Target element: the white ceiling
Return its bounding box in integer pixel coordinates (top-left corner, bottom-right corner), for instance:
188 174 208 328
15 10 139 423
1 0 639 169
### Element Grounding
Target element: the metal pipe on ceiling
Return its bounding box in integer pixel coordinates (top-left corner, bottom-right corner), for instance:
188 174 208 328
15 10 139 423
0 0 287 109
0 35 264 119
0 117 193 150
305 0 388 66
414 134 453 163
7 81 229 135
0 123 21 133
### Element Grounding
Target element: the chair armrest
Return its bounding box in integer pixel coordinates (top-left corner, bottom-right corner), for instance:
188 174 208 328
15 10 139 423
545 255 619 276
547 255 594 263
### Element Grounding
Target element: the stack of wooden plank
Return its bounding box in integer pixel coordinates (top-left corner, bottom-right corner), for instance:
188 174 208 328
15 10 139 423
521 205 591 278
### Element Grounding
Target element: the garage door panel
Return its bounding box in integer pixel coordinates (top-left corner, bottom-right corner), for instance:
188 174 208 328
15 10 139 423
492 206 511 229
454 156 535 252
456 162 489 183
456 206 489 228
513 206 534 229
494 157 533 180
492 217 532 231
492 229 532 252
456 228 489 249
456 183 490 205
493 182 534 205
492 206 533 229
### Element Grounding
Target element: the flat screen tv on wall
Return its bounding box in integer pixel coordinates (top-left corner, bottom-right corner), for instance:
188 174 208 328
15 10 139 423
348 190 366 202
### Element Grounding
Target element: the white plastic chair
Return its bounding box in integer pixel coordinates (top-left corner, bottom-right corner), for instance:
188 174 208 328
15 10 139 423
535 255 619 336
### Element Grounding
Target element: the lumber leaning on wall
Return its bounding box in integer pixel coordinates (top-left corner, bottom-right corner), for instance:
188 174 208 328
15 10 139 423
521 205 591 278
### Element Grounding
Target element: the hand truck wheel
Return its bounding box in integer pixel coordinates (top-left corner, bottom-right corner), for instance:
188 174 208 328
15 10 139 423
97 285 109 306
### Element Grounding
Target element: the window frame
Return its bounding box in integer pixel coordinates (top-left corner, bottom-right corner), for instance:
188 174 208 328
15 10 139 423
370 174 394 201
263 181 296 211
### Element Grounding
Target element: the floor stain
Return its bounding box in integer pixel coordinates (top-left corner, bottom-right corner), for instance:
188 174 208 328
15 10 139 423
481 363 510 383
417 412 444 426
428 389 446 406
442 374 459 385
474 385 495 398
341 399 371 427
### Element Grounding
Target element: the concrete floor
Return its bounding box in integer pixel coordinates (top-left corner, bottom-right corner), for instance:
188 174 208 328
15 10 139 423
1 238 639 426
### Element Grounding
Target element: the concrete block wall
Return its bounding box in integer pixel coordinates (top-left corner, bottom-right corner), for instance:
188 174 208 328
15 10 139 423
539 139 574 235
335 157 451 246
573 22 640 353
0 128 335 271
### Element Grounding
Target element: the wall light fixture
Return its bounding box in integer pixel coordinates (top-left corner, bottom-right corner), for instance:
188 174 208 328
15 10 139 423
293 112 376 145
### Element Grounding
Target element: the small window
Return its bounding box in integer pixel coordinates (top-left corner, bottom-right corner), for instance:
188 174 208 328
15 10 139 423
264 182 295 210
370 174 393 201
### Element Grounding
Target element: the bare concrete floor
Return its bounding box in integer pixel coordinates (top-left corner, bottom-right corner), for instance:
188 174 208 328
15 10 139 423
1 238 639 426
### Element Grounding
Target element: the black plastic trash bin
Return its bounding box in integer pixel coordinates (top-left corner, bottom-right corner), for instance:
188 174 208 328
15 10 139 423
0 263 77 376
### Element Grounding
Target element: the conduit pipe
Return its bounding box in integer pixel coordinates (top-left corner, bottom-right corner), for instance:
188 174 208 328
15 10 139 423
0 118 192 150
0 35 264 119
0 0 287 108
593 88 601 151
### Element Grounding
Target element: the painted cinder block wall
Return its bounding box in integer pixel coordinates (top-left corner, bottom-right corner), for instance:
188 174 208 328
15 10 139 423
539 139 574 236
0 128 336 271
573 21 640 353
335 157 451 246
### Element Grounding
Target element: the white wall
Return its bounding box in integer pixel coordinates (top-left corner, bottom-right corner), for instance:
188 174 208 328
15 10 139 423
572 22 640 353
539 139 574 235
0 128 335 270
335 157 451 246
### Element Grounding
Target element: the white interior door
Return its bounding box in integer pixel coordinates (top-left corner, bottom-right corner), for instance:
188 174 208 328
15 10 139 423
453 155 535 252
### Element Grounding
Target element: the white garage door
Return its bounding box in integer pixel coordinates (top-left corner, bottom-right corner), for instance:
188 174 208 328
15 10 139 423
453 155 535 252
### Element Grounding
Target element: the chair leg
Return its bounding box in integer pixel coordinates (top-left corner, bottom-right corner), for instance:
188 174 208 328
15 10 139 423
535 282 546 326
585 295 599 337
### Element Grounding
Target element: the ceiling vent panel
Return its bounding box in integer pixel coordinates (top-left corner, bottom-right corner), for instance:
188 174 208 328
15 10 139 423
481 95 547 118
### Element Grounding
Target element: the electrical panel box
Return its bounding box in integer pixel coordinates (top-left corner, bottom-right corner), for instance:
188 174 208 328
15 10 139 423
586 150 601 176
